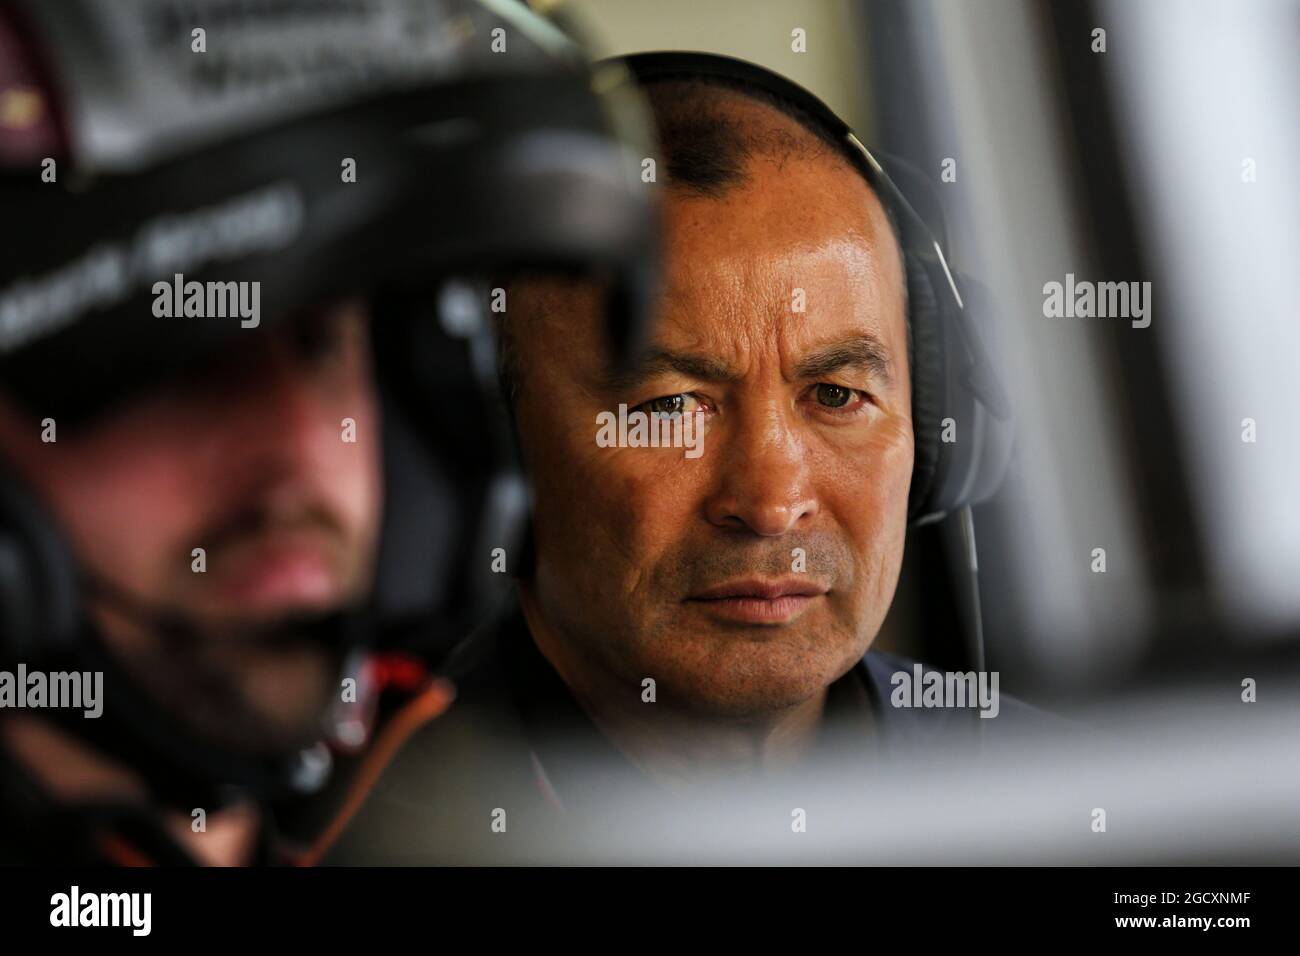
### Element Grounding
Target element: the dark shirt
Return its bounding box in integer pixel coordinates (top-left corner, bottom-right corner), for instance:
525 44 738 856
323 607 1046 864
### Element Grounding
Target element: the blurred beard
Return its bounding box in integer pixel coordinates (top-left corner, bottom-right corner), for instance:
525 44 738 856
87 581 362 757
82 494 375 754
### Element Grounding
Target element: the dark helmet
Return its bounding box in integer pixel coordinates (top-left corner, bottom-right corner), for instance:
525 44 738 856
0 0 658 807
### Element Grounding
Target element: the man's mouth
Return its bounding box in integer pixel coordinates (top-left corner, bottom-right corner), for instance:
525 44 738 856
207 530 345 613
685 577 828 625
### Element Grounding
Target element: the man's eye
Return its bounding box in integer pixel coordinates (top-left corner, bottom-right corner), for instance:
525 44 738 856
644 394 690 417
815 384 853 408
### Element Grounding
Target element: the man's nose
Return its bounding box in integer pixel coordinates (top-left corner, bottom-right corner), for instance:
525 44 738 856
222 334 340 469
703 404 818 536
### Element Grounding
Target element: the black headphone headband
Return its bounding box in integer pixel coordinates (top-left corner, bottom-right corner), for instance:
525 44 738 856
609 51 1013 524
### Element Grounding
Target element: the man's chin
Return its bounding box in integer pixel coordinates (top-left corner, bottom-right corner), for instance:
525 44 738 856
640 638 854 719
177 640 344 756
98 609 348 755
223 643 343 747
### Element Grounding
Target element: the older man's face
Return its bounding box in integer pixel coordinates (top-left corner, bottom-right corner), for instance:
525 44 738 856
512 148 912 717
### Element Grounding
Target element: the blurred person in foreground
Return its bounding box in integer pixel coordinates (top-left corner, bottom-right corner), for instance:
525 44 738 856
0 0 655 865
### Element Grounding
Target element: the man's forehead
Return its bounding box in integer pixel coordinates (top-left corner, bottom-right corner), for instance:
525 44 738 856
508 143 907 388
658 229 904 344
660 233 895 312
664 152 901 284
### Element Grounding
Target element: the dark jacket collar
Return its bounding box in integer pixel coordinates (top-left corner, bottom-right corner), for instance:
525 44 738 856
472 606 972 807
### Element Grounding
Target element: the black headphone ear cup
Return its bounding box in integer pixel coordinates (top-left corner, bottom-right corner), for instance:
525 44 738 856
0 474 80 665
905 251 947 522
906 263 1015 524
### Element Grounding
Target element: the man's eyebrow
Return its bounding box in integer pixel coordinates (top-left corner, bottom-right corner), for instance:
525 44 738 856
793 334 896 385
601 349 742 390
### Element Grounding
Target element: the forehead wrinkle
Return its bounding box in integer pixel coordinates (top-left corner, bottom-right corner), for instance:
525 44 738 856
753 232 899 368
657 235 899 390
656 253 758 360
